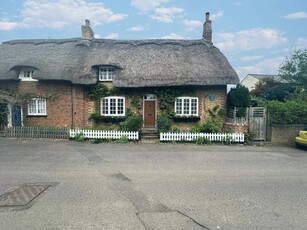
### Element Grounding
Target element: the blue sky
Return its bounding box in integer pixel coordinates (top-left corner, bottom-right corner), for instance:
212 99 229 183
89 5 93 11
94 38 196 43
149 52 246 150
0 0 307 80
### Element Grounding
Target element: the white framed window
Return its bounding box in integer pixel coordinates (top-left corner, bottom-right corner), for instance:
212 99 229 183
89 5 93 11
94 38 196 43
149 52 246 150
28 98 47 116
19 68 37 81
175 97 198 116
99 67 114 81
101 96 125 116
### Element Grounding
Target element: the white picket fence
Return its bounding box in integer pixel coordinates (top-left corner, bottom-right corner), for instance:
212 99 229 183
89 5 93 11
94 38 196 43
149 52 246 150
160 132 244 143
70 129 139 140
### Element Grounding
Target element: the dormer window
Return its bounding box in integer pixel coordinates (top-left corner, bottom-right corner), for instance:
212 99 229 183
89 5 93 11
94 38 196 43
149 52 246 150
19 68 37 81
99 67 114 81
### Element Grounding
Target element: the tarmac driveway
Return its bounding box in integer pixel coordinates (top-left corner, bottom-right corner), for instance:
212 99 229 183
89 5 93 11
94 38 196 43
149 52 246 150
0 139 306 230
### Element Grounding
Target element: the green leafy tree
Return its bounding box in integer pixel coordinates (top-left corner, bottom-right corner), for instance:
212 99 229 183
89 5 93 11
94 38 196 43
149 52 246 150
251 77 296 101
279 49 307 90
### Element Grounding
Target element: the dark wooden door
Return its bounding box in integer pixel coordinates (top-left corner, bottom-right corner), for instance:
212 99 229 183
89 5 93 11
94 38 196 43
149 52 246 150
144 101 156 127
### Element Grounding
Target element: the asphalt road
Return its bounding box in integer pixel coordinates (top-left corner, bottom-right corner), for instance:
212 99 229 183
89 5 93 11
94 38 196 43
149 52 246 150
0 139 306 230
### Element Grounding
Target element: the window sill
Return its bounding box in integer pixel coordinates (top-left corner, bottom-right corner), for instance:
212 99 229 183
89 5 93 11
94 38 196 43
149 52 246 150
19 78 38 82
27 114 47 117
98 80 113 82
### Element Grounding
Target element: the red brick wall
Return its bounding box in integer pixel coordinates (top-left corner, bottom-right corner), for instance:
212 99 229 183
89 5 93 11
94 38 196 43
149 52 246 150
223 123 248 133
1 81 228 129
0 80 93 128
167 85 228 130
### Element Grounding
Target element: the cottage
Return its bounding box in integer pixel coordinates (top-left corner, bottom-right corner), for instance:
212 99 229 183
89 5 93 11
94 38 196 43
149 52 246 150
0 13 239 131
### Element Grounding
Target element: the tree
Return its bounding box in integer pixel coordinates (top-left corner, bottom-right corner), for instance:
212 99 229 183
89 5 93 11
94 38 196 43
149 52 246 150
251 77 296 102
227 85 251 117
227 84 251 109
279 49 307 90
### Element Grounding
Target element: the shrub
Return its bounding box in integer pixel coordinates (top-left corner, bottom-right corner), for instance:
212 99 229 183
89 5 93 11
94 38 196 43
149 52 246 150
267 100 307 124
244 132 255 145
116 135 129 143
119 115 143 131
223 135 232 145
89 113 125 124
196 137 211 145
157 116 172 133
227 85 251 109
191 119 222 133
74 133 86 142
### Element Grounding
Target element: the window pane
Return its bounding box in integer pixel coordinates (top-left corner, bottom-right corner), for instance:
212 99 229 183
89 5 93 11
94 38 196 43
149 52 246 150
183 99 190 115
28 100 36 114
191 99 197 115
176 99 182 115
102 98 108 115
110 98 116 114
37 99 46 114
25 71 31 78
108 70 113 80
99 68 113 81
117 98 124 115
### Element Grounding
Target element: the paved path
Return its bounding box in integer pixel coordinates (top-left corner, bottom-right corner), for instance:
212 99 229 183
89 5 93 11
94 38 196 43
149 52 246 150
0 139 306 229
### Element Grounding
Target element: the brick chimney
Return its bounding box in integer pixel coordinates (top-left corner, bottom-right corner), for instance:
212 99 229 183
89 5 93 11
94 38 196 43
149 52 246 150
202 12 212 43
81 19 94 40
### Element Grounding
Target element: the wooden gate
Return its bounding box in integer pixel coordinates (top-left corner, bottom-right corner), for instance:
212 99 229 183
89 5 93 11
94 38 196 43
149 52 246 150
249 107 267 141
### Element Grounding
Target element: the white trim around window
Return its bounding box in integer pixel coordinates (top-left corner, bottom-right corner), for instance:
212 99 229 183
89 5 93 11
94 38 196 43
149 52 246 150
99 67 114 81
19 68 37 81
175 97 199 116
28 98 47 116
100 96 125 116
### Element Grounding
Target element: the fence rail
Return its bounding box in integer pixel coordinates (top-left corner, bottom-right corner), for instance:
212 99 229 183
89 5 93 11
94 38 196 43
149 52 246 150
226 107 249 124
160 132 244 143
2 126 69 139
70 129 139 140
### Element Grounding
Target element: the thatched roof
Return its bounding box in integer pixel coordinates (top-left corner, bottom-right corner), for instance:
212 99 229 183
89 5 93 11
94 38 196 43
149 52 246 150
0 38 239 87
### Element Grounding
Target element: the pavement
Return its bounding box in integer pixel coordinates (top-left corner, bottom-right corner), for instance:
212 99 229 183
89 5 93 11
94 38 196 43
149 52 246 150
0 139 306 230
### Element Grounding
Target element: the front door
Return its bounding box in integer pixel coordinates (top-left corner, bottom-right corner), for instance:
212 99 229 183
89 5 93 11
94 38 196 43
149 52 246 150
12 105 22 127
144 100 156 127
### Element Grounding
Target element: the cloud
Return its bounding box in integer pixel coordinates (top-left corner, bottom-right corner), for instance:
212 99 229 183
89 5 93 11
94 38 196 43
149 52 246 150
240 55 264 62
161 32 184 39
0 21 19 30
183 19 202 31
104 33 119 39
215 28 288 52
128 25 145 31
284 12 307 19
0 0 127 30
131 0 169 12
236 56 284 80
211 11 224 20
151 7 184 23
